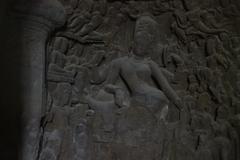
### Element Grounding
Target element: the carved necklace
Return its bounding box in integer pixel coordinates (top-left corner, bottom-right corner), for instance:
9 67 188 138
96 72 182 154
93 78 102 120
129 51 151 64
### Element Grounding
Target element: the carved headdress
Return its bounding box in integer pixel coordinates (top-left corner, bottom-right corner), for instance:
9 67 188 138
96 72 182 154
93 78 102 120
134 12 160 46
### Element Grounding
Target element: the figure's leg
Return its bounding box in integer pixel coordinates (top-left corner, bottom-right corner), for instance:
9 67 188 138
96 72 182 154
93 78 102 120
160 105 169 121
154 104 169 126
104 84 129 108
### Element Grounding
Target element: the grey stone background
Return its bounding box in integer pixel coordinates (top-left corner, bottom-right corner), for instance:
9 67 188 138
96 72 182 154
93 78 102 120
0 0 240 160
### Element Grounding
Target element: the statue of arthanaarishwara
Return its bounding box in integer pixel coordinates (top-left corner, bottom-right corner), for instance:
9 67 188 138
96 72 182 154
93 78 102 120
84 13 183 124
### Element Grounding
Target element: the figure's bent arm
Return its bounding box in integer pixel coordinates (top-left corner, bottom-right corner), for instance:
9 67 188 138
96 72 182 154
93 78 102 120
105 59 121 84
149 61 181 108
161 68 174 82
91 59 121 85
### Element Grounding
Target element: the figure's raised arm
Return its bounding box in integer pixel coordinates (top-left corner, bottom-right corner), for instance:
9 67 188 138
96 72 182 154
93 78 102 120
105 59 122 84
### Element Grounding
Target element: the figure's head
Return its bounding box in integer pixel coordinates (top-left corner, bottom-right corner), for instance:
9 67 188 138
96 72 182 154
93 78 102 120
133 13 159 57
76 123 86 133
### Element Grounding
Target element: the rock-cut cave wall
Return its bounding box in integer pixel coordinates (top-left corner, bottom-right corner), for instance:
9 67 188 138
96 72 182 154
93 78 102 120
3 0 240 160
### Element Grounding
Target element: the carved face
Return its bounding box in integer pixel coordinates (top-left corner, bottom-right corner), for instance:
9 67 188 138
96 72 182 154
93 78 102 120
76 123 86 133
133 16 157 57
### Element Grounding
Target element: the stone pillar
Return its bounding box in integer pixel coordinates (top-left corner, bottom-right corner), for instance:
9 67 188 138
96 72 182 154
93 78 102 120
11 1 66 159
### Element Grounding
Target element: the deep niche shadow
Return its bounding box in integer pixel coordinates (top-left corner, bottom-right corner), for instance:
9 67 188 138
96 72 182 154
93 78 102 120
0 0 33 159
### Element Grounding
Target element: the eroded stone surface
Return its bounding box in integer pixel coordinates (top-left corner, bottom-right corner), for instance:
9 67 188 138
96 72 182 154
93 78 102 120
19 0 240 159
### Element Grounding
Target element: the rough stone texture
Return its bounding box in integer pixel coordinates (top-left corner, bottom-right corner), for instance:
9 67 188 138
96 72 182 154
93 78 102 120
5 0 240 159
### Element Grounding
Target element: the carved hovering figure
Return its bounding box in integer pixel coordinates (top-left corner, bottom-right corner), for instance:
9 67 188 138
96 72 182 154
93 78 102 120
63 0 110 43
205 36 232 70
48 37 76 77
48 37 90 77
172 7 228 44
186 8 228 36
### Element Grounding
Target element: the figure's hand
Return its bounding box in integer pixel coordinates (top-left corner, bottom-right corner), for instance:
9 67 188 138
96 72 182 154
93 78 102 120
175 98 184 111
116 106 129 115
79 95 88 104
104 84 120 93
79 89 90 104
146 58 157 67
221 29 230 34
85 109 95 117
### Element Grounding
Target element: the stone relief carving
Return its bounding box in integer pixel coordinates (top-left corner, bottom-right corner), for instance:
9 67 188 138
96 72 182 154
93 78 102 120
34 0 240 160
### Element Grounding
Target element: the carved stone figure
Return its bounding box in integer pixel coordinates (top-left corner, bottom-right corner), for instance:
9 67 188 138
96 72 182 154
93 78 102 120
85 14 182 124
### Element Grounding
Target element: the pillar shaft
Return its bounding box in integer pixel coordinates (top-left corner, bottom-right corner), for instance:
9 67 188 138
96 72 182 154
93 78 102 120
10 1 66 159
20 19 50 160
